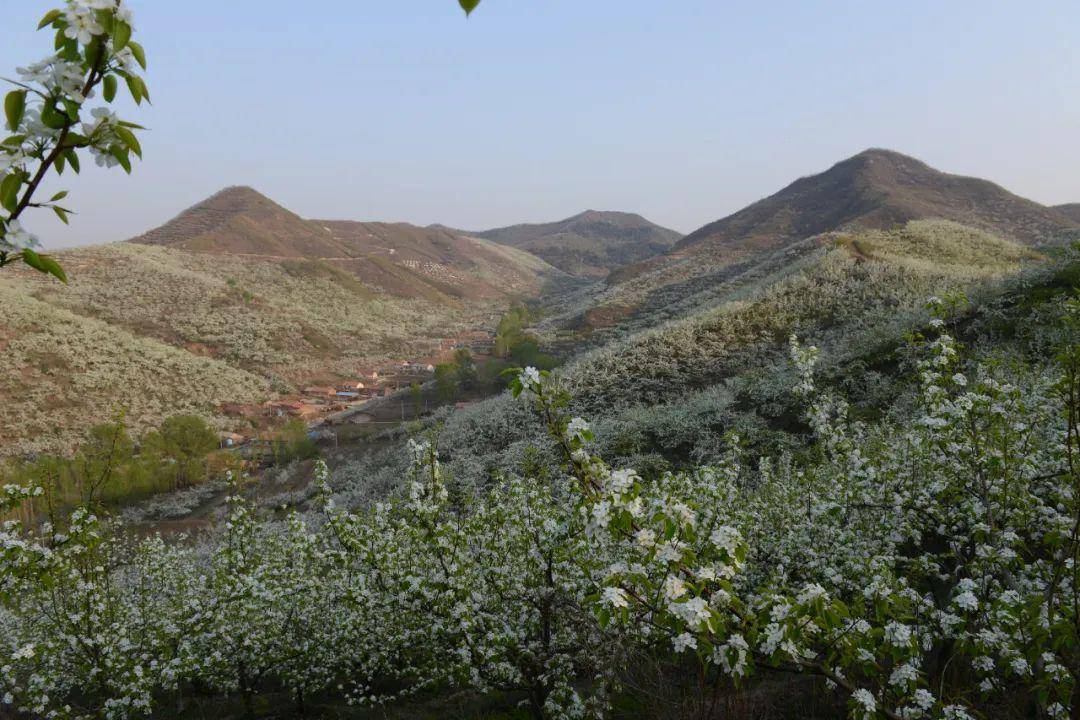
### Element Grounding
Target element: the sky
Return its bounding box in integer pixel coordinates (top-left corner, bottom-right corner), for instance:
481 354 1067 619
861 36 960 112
2 0 1078 249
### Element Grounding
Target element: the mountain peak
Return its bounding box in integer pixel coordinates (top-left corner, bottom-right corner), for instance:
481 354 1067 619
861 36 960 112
469 211 683 277
128 186 334 256
677 149 1076 254
205 184 270 204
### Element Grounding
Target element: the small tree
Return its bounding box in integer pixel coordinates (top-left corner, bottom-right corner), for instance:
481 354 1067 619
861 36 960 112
67 417 135 508
435 361 460 403
410 380 423 419
143 414 217 490
453 347 477 391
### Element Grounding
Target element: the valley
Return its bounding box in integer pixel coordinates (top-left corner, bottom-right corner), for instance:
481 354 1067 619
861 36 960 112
0 187 570 456
5 1 1080 716
4 146 1079 720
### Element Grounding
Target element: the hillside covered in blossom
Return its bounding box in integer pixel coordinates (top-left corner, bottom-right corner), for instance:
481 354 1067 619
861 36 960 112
2 2 1080 719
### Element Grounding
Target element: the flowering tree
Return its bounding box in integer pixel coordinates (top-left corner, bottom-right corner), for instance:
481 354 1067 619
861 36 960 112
1 0 149 281
0 288 1077 717
511 294 1079 719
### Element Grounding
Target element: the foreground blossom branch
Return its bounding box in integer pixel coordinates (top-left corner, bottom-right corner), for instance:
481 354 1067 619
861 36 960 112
1 0 148 280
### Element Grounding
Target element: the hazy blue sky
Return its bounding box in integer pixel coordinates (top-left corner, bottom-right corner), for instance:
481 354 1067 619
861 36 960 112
3 0 1078 248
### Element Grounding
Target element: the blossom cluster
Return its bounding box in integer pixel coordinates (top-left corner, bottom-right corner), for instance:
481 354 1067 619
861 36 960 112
0 298 1077 719
1 1 146 275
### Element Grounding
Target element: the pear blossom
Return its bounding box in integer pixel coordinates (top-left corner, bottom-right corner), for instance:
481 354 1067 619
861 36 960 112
672 632 697 654
1 220 39 251
602 586 629 609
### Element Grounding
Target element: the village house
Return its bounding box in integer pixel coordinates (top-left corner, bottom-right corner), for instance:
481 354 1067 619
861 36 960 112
356 368 380 381
218 431 246 448
399 361 436 374
302 386 338 398
264 399 316 418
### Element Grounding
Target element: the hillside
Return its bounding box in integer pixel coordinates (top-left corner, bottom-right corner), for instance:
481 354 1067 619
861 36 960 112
549 149 1077 341
130 186 561 301
462 210 682 277
1056 203 1080 223
677 148 1077 256
368 219 1049 501
0 280 270 457
0 190 564 455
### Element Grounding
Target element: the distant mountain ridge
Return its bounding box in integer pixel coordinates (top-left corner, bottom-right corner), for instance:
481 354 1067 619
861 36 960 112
548 148 1077 342
461 210 682 277
128 186 561 301
676 149 1078 259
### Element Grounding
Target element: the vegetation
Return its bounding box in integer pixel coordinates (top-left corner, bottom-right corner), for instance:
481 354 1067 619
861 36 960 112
0 0 148 280
432 306 559 406
1 284 1077 718
272 419 319 465
6 4 1080 720
1 412 231 522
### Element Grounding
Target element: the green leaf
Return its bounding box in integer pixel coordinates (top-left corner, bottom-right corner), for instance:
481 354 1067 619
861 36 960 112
103 74 118 103
38 9 62 30
65 148 80 174
124 74 143 104
94 8 115 31
0 172 22 213
53 206 70 224
84 39 104 68
112 20 131 52
128 41 147 70
50 190 68 202
62 132 89 147
114 126 142 158
4 91 26 132
459 0 481 16
40 103 68 130
21 247 46 272
22 249 68 283
110 146 131 173
45 257 69 284
61 99 81 122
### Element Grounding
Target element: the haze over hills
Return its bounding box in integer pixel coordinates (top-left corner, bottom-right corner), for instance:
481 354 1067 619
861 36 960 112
460 210 682 277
